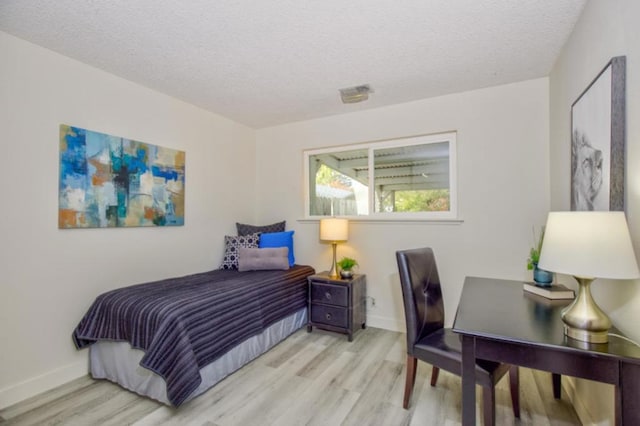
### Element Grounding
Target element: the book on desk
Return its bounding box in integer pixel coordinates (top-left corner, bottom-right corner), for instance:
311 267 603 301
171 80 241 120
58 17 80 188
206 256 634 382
523 282 575 300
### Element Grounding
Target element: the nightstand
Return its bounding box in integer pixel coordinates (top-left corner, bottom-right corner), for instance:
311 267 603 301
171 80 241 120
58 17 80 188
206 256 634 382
307 272 366 341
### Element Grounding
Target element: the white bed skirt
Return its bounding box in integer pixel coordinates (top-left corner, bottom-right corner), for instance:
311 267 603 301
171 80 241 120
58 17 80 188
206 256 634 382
90 308 307 405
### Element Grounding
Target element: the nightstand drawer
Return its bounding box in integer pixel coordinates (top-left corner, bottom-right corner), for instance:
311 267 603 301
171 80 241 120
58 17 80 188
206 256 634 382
310 304 348 328
310 283 348 307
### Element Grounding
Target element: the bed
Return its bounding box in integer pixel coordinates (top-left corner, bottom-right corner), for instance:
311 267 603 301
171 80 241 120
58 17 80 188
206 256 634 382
72 264 315 406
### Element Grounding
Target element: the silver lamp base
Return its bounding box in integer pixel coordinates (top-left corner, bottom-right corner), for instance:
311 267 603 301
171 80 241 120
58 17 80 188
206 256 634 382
561 276 611 344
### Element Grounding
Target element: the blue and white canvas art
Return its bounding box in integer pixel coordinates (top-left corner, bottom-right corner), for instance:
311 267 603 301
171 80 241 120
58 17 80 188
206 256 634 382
59 124 185 228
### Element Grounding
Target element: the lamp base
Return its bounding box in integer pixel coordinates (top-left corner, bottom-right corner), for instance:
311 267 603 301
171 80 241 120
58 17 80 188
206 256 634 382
563 324 609 344
561 276 611 344
328 242 339 279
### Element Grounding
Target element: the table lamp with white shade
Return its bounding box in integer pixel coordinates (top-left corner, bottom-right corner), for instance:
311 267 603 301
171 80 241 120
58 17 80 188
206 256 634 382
538 211 640 343
319 217 349 279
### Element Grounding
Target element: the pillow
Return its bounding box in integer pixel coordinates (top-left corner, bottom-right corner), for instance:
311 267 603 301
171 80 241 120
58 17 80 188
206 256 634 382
259 230 295 267
238 247 290 272
236 221 286 236
220 233 260 270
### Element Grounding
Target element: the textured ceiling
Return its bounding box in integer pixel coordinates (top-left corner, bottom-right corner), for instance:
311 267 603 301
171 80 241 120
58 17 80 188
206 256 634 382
0 0 586 129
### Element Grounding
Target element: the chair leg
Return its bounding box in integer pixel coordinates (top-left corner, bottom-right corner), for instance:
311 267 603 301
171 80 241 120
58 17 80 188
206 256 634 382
482 385 496 426
430 366 440 387
509 365 520 418
403 355 418 409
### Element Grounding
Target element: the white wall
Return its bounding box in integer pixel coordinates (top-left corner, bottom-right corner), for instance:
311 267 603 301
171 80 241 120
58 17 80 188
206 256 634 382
255 78 550 331
0 32 256 408
549 1 640 424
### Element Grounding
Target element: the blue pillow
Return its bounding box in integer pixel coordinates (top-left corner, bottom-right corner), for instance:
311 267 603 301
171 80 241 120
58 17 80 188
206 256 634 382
259 230 295 267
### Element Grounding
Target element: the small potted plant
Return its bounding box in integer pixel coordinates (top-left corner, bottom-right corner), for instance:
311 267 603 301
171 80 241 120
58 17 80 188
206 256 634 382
527 226 552 286
337 257 358 279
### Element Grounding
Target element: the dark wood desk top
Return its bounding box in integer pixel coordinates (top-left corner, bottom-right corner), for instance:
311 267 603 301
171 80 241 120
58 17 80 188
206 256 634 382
452 276 640 364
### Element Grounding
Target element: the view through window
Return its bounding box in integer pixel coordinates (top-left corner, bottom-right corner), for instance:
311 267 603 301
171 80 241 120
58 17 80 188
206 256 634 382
305 132 457 219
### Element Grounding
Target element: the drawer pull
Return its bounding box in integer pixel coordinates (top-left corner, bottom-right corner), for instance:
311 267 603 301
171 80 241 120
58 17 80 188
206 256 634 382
325 313 332 320
325 292 332 300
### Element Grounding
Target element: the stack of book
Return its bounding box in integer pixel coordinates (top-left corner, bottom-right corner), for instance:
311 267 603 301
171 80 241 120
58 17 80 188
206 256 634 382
523 282 575 300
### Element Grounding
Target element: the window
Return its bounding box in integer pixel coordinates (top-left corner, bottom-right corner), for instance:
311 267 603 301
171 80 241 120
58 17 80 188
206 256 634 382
304 132 457 220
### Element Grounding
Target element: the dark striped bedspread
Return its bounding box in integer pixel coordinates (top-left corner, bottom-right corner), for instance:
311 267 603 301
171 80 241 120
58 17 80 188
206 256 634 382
72 265 315 406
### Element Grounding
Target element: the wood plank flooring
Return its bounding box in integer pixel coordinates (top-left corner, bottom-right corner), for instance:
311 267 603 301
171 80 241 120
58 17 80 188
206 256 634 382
0 327 582 425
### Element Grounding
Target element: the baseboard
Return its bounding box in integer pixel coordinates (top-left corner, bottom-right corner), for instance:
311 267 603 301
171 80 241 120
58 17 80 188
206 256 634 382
366 313 405 332
0 360 87 409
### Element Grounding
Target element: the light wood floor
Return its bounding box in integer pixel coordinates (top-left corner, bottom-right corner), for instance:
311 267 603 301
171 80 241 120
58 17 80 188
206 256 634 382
0 327 581 425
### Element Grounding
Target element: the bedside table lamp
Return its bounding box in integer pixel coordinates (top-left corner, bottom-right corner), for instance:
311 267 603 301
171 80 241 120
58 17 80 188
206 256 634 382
538 211 640 343
320 217 349 279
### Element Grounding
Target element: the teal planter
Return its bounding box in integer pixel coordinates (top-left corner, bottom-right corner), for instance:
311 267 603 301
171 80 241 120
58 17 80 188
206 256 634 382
533 264 553 286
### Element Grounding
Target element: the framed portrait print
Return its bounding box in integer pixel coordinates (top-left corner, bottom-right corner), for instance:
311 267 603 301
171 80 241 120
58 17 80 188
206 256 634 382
571 56 626 211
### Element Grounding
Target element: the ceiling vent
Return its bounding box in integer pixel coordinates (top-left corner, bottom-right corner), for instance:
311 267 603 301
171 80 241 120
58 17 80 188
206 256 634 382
339 84 373 104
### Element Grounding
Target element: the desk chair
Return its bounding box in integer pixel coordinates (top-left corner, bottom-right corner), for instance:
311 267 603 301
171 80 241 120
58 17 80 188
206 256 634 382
396 247 520 425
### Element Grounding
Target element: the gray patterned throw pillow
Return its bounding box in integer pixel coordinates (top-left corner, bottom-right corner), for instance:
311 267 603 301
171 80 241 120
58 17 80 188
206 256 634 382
236 221 286 236
221 233 260 269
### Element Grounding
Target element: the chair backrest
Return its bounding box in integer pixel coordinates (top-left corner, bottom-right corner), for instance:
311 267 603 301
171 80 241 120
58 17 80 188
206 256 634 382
396 247 445 352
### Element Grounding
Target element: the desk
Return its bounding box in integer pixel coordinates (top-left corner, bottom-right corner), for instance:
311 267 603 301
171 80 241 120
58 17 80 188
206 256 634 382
452 276 640 425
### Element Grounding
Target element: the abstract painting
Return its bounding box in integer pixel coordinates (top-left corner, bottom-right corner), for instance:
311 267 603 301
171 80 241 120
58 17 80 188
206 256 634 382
59 124 185 228
571 56 626 211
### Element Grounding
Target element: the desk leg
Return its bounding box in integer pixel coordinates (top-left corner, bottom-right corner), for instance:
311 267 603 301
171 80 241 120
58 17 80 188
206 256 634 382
461 335 476 426
621 362 640 425
552 373 561 399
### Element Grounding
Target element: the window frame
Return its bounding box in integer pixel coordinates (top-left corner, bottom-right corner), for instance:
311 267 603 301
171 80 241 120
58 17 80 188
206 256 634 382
303 131 458 221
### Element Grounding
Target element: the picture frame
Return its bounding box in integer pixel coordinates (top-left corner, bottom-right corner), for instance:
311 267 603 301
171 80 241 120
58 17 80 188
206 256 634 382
570 56 626 211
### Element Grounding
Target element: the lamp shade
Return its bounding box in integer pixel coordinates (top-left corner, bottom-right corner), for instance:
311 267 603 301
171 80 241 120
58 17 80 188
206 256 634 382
319 217 349 242
538 211 640 280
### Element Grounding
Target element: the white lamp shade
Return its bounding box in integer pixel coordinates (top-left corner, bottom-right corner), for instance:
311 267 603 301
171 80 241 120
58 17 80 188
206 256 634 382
319 218 349 242
538 211 640 279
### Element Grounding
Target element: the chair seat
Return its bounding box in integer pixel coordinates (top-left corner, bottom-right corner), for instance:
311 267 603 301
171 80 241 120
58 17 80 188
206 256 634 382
413 328 511 388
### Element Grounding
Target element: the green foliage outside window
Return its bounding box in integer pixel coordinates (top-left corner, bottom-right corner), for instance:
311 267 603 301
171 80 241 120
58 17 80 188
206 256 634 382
315 164 352 188
390 189 450 212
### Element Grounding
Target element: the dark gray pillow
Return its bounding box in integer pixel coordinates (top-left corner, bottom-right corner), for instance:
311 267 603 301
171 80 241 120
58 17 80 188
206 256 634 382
236 221 286 236
238 247 289 272
220 233 260 270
